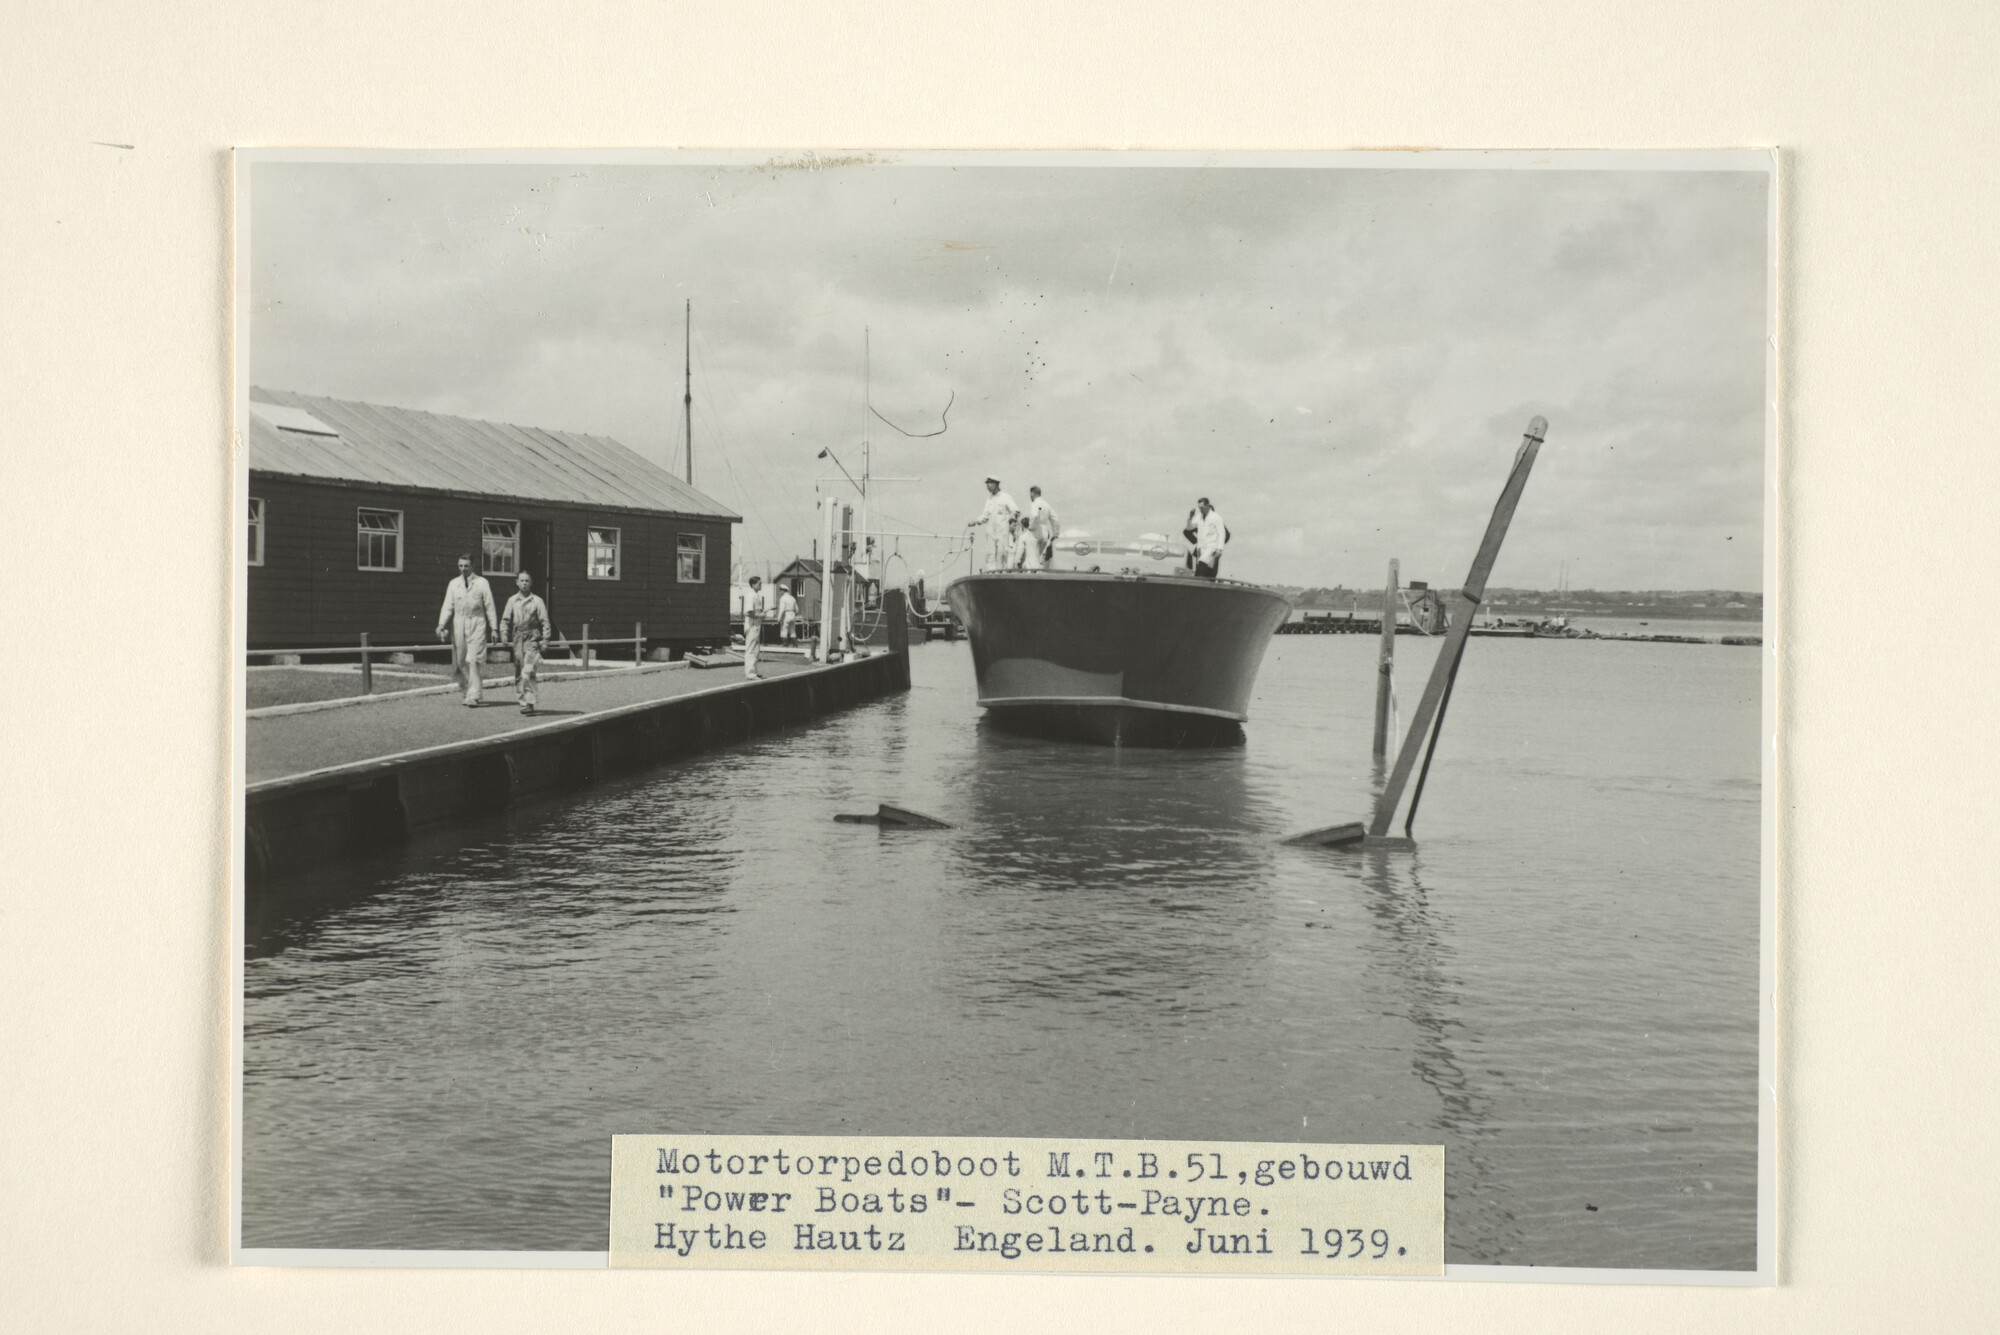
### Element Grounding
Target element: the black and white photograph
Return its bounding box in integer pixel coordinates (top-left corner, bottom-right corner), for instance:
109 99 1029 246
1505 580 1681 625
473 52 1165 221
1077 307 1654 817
232 150 1773 1278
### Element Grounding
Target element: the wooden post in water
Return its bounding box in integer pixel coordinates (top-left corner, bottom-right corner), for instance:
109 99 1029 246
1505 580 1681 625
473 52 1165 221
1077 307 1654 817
1372 558 1398 760
818 494 838 662
1369 416 1548 839
359 632 372 694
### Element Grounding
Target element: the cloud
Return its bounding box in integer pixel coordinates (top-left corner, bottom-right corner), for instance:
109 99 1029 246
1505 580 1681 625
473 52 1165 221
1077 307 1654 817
250 159 1768 590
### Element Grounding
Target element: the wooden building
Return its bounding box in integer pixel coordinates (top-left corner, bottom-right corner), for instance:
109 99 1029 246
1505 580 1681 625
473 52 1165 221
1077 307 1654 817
771 556 852 622
246 388 739 655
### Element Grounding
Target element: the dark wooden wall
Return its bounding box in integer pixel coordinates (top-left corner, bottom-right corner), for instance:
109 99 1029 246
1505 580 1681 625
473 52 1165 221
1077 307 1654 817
247 474 733 651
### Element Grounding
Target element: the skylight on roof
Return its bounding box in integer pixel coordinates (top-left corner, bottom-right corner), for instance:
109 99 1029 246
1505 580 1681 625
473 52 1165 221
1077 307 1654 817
249 402 341 437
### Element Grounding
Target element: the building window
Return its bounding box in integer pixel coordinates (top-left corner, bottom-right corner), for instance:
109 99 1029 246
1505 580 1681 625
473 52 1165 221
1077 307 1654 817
677 533 706 583
248 497 265 566
356 508 403 571
587 526 621 580
482 518 520 575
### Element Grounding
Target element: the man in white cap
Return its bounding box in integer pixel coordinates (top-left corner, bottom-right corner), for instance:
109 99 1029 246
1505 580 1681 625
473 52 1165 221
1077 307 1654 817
777 581 800 642
436 553 499 706
1024 484 1061 569
967 476 1019 571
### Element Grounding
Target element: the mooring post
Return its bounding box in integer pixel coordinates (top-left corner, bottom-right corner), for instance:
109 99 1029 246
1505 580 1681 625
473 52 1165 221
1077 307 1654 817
359 632 372 694
1368 416 1548 839
818 495 838 662
634 620 642 663
582 622 591 670
883 587 910 686
1372 558 1398 759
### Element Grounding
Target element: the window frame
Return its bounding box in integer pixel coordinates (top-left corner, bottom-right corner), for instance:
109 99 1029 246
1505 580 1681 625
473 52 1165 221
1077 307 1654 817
482 517 521 577
676 532 706 584
586 524 622 581
355 507 405 573
248 496 265 567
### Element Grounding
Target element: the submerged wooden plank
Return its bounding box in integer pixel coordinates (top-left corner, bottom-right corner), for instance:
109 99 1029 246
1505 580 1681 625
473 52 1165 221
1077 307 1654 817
1282 821 1367 847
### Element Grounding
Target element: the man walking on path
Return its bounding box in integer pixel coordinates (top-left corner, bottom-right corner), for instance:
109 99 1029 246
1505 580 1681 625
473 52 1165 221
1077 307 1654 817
499 570 552 716
1025 485 1061 569
437 553 499 706
1192 497 1230 579
741 575 766 679
967 477 1018 571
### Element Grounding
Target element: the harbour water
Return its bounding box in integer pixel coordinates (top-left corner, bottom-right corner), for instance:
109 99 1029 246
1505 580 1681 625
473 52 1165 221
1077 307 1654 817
242 627 1763 1269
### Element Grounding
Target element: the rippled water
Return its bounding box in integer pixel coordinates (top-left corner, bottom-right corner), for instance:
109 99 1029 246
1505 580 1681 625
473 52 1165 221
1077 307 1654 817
242 630 1763 1269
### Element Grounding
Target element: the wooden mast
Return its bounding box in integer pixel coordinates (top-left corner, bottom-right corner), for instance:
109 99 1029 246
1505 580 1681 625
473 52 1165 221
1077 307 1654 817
683 299 693 485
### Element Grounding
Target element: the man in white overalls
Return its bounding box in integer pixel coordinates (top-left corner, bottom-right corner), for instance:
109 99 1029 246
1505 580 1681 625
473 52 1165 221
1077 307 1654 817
437 554 500 706
741 574 766 680
498 570 552 716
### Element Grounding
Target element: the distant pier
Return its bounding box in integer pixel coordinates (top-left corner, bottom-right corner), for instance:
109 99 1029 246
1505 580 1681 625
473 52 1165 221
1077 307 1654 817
1278 615 1387 635
1276 614 1760 645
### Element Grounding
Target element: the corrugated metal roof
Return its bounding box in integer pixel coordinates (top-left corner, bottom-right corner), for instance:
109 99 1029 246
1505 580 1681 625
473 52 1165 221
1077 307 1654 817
247 387 740 521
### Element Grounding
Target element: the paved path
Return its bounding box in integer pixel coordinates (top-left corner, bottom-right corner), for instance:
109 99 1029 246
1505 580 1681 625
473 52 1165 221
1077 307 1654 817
246 657 826 787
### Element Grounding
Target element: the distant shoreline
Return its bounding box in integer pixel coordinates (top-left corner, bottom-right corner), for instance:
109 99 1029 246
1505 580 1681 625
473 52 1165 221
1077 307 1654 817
1509 606 1763 624
1286 601 1763 624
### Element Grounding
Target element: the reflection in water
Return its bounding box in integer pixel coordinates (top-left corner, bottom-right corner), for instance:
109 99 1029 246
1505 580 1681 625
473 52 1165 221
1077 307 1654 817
945 730 1276 1017
1341 848 1520 1262
242 637 1761 1268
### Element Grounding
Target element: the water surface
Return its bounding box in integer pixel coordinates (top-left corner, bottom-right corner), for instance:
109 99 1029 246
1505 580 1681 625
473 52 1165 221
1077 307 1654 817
243 632 1762 1268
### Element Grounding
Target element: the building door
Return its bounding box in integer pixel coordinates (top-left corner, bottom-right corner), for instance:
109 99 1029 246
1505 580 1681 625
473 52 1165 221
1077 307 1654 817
522 520 554 624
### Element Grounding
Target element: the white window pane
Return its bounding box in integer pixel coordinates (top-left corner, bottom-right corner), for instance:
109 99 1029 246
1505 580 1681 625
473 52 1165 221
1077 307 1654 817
587 526 620 578
676 533 704 582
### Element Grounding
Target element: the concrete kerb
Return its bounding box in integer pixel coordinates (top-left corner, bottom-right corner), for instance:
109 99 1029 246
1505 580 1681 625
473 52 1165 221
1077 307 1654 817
247 657 873 799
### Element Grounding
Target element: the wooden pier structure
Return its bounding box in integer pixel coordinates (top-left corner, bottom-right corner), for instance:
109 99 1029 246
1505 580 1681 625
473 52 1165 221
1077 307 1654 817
244 593 913 888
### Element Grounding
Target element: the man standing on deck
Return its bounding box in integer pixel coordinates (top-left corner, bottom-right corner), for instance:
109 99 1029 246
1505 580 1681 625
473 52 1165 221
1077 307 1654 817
741 574 766 679
1192 497 1231 579
1004 513 1035 570
1024 485 1061 569
499 570 552 716
436 553 499 706
777 582 800 642
967 477 1018 571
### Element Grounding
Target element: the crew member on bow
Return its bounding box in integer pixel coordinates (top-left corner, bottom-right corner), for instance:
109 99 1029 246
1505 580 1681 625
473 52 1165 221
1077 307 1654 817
1192 496 1231 579
1004 513 1036 570
1024 485 1061 569
967 477 1019 571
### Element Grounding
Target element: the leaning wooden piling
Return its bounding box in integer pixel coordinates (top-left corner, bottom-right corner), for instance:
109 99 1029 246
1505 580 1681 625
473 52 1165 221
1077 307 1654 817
1368 417 1548 839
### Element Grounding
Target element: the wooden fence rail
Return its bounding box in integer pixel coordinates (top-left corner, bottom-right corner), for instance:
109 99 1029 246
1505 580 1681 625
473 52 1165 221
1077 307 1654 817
249 623 649 693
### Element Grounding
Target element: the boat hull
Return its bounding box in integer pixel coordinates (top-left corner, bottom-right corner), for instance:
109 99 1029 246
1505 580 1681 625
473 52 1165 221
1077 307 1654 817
944 571 1292 747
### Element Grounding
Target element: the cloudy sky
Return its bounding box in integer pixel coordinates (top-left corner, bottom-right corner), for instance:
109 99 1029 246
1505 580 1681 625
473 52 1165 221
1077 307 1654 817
248 155 1768 592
